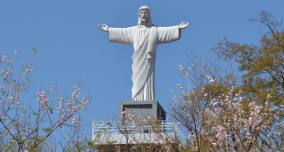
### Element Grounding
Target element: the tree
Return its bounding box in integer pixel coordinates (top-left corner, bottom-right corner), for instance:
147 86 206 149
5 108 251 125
0 51 91 151
171 60 282 151
212 11 284 105
169 11 284 151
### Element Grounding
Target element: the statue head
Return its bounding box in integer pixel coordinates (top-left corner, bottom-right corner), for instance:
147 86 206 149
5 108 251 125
137 5 152 27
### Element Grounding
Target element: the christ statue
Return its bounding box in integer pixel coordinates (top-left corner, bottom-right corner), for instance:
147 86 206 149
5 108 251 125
98 5 189 102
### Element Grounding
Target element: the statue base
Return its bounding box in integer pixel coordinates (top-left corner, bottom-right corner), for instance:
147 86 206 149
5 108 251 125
120 101 166 121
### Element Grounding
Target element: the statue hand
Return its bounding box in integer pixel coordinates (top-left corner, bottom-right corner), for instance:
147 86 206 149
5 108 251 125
178 21 189 29
98 24 109 32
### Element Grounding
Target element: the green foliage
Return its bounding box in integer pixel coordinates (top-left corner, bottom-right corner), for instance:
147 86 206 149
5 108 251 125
213 11 284 105
43 128 52 134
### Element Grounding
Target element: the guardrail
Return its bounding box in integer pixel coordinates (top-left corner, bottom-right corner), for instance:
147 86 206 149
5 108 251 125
92 120 187 145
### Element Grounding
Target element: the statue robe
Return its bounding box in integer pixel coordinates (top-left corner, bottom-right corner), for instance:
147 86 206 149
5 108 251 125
109 25 180 101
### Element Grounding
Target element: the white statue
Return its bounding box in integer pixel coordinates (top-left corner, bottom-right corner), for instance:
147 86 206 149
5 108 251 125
99 5 189 101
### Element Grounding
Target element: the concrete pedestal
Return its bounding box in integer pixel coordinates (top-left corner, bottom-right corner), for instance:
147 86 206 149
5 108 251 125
120 101 166 121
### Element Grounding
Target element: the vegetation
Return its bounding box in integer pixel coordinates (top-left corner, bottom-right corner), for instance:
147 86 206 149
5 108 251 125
171 11 284 151
0 51 91 151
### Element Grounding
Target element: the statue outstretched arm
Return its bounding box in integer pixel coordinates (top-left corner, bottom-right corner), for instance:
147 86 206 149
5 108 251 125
157 21 189 43
98 24 109 32
178 21 189 29
99 25 133 44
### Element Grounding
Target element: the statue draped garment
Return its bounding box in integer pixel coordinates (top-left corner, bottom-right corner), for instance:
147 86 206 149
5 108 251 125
109 25 180 101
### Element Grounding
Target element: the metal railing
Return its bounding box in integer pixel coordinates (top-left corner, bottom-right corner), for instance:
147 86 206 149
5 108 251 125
92 120 187 145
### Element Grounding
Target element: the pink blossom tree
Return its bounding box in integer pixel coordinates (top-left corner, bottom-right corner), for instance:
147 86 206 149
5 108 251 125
0 51 91 151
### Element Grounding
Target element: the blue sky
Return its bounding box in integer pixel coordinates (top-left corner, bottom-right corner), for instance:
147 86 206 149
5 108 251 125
0 0 283 136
